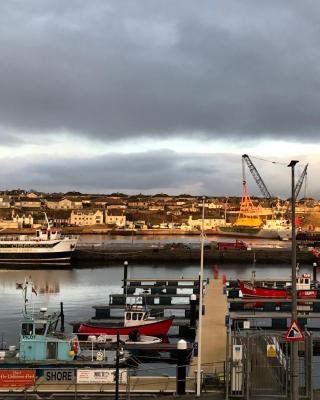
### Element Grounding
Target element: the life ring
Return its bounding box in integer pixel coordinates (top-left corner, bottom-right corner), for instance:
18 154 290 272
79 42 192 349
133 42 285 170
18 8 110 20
72 338 79 354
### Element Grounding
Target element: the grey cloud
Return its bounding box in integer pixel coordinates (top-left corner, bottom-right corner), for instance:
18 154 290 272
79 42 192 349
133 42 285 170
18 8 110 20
0 150 315 198
0 1 320 143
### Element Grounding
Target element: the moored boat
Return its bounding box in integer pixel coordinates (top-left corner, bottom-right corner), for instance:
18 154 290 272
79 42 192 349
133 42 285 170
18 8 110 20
0 215 78 266
0 281 132 369
83 333 162 345
238 273 319 299
217 218 291 240
79 305 174 337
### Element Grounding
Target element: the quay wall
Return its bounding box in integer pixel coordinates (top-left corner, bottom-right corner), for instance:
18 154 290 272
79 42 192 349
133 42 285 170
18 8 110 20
73 246 315 265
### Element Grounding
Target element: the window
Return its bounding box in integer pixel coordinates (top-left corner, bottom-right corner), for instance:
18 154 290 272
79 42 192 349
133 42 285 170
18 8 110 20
132 313 137 320
126 313 131 320
35 323 46 335
137 313 143 320
21 323 34 335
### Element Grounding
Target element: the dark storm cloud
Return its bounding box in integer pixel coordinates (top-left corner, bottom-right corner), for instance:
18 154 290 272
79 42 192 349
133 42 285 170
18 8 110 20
0 150 315 198
1 0 320 143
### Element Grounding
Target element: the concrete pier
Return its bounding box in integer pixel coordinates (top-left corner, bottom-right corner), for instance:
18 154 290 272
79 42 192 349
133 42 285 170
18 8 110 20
74 245 314 265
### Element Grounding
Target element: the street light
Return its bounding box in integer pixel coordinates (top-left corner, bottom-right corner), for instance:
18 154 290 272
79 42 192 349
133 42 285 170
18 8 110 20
196 196 205 396
288 160 299 400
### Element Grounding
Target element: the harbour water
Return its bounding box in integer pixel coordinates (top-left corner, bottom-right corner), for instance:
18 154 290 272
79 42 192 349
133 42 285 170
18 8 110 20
0 234 318 388
0 259 313 347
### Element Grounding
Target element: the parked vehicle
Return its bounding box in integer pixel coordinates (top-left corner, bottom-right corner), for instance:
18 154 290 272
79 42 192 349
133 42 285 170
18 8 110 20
216 240 247 250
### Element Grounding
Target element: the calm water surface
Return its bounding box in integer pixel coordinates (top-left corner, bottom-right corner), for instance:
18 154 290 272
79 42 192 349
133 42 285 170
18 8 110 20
0 233 306 346
0 259 311 346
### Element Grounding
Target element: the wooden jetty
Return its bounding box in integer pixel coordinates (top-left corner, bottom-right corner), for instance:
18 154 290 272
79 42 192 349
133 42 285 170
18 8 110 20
188 277 227 389
89 277 202 320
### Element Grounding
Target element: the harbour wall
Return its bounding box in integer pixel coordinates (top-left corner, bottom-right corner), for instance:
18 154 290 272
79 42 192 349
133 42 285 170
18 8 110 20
73 246 315 265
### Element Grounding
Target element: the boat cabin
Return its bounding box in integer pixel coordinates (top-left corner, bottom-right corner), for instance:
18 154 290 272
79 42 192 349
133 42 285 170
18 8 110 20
296 273 311 290
124 307 151 327
19 308 79 361
36 228 61 241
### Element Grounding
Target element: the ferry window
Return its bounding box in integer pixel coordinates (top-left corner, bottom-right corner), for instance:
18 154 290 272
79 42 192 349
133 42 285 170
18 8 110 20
35 323 46 335
305 279 309 284
137 313 143 320
21 323 33 335
126 313 131 320
132 313 137 320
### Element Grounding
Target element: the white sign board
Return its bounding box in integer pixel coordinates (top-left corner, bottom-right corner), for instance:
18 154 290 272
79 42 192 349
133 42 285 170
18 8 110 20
77 369 127 384
232 345 243 361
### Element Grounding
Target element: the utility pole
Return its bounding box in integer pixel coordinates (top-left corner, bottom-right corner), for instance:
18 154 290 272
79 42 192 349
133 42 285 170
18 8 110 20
196 196 205 396
288 160 299 400
115 331 120 400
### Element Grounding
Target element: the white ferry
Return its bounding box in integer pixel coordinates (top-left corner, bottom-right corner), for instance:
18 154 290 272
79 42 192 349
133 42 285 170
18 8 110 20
0 220 78 266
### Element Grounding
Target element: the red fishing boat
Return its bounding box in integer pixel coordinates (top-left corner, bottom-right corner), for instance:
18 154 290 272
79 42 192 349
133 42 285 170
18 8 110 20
78 306 174 336
238 273 319 299
311 248 320 258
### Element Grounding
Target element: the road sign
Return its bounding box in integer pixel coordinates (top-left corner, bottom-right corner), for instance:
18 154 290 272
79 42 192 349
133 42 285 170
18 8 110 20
285 320 304 341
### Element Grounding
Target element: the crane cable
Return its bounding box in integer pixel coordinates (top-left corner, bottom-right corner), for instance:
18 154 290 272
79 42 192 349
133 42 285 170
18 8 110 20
250 155 307 170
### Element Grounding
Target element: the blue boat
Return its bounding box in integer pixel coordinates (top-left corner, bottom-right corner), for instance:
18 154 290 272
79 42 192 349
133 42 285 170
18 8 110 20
0 280 132 369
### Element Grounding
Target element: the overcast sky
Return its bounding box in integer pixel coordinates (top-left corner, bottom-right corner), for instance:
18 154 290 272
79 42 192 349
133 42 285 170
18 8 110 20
0 0 319 198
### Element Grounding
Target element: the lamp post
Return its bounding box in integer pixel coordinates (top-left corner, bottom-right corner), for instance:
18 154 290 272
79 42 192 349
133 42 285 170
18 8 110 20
288 160 299 400
196 196 205 396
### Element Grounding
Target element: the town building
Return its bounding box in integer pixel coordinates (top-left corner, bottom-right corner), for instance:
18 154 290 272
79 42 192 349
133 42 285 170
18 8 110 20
70 209 103 226
105 210 126 227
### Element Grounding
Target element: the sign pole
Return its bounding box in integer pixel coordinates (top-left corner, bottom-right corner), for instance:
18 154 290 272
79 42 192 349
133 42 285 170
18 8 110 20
288 160 299 400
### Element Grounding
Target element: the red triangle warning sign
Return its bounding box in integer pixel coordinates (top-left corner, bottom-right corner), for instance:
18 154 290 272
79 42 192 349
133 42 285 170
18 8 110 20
285 320 304 341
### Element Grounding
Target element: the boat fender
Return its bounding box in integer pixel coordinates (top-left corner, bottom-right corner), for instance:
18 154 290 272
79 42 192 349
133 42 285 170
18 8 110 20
72 338 79 354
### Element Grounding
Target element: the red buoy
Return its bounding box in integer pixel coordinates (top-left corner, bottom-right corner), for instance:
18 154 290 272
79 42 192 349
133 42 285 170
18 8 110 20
214 264 219 279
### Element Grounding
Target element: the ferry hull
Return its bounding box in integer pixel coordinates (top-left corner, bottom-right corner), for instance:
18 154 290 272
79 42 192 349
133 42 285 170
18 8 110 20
0 251 73 265
79 317 174 337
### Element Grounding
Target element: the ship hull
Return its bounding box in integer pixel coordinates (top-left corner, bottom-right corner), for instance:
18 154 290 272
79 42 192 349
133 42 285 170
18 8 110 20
78 317 174 337
217 226 285 240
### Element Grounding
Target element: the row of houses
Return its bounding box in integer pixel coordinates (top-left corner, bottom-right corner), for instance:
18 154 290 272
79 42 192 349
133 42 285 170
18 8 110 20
0 210 127 229
0 194 228 212
0 191 319 230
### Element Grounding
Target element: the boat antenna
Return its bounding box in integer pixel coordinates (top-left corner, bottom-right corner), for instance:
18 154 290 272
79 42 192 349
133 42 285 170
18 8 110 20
21 277 29 315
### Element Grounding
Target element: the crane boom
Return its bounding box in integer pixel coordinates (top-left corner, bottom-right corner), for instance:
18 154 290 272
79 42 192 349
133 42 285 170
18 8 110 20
242 154 272 199
294 163 308 199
